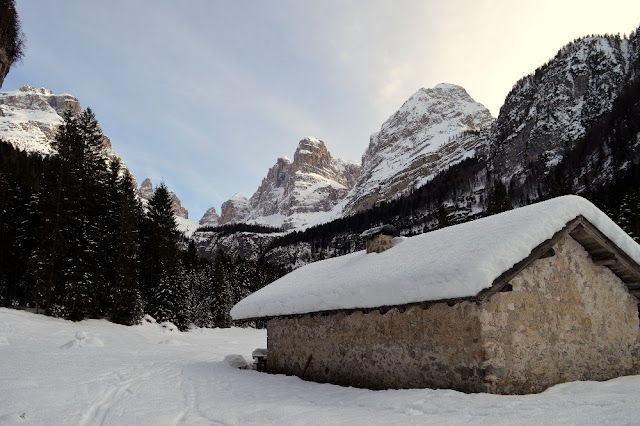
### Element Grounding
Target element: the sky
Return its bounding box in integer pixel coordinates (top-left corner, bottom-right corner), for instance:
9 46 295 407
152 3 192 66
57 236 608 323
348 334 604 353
4 1 640 221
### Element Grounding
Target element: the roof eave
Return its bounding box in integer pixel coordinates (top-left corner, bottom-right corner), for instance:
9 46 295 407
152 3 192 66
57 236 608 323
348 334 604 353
235 214 640 321
478 215 640 301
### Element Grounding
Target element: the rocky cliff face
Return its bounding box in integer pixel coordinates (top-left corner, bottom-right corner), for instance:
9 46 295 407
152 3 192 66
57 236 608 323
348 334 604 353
210 137 360 229
199 206 221 227
491 35 632 181
137 178 189 219
342 83 494 214
219 194 251 224
0 85 112 154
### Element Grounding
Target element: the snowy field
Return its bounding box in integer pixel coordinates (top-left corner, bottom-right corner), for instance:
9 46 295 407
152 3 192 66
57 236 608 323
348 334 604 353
1 308 639 425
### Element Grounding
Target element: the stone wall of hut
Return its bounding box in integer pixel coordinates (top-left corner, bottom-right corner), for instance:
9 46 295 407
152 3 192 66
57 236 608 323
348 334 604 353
365 234 394 253
266 234 640 394
267 300 488 392
481 234 640 394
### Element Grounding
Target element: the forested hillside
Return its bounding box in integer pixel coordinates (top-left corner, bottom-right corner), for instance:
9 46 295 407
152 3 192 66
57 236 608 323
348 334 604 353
0 111 285 328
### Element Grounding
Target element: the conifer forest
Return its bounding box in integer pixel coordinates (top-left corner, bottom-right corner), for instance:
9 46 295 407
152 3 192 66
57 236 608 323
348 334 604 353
0 110 285 329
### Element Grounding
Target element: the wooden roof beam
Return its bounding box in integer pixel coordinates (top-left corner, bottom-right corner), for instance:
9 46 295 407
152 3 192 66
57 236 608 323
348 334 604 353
591 252 617 266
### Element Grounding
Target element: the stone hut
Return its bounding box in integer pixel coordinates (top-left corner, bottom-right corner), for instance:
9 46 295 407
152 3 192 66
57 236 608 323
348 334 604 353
361 224 400 253
231 196 640 394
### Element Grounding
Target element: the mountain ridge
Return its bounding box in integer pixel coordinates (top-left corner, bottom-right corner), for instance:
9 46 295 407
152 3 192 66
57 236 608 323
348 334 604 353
193 25 640 269
209 136 361 230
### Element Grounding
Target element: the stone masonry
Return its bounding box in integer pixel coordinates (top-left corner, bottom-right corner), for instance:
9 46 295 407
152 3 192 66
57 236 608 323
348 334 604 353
266 234 640 394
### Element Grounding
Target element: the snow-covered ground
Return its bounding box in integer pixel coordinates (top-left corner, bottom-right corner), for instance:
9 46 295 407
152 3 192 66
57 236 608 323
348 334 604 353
1 308 639 425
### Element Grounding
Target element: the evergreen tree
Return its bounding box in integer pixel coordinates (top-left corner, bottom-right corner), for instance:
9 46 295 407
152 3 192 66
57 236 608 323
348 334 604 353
108 164 144 325
617 191 640 242
436 205 452 229
211 251 232 328
140 182 189 330
548 167 574 198
29 108 111 319
486 179 512 216
79 108 109 316
30 111 80 316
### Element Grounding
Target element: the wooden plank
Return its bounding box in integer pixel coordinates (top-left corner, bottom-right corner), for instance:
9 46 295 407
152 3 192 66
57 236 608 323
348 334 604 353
592 253 616 266
572 218 640 285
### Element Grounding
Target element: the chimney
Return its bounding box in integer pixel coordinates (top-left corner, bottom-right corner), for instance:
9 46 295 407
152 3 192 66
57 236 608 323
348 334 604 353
360 225 399 254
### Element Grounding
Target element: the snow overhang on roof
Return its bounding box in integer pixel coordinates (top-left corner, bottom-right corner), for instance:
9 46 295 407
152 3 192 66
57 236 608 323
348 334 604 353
360 224 399 239
231 196 640 320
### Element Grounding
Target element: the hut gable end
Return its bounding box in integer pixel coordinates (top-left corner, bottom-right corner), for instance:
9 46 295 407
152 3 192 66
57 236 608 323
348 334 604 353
480 215 640 301
479 234 640 394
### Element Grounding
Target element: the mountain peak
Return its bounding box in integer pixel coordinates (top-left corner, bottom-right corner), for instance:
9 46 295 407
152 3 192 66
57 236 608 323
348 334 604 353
295 136 325 155
433 82 461 90
199 206 221 227
343 83 494 213
220 193 251 224
298 136 323 147
211 138 360 229
293 137 332 170
0 86 85 155
137 178 189 219
18 85 53 96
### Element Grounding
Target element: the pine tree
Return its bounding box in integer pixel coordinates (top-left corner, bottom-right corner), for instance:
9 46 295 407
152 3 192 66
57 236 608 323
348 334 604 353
29 108 111 319
436 205 452 229
617 191 640 242
189 265 215 328
140 182 189 330
108 164 144 325
211 251 232 328
79 108 110 316
30 111 80 316
486 179 512 216
548 167 574 198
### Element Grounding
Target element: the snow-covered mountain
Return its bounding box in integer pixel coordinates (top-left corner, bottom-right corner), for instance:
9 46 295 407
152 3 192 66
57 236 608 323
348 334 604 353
0 85 111 155
0 85 196 235
209 137 361 230
220 193 252 224
199 206 221 227
342 83 494 214
195 27 640 266
492 35 634 182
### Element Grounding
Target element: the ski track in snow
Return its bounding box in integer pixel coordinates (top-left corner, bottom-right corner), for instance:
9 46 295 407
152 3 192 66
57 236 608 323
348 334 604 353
1 308 640 425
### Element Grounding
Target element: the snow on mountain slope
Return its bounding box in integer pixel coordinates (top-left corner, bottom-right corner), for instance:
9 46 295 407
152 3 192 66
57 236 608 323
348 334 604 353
220 193 252 224
175 216 199 238
0 86 194 229
492 35 632 180
1 308 640 425
0 85 111 155
210 137 360 230
343 83 494 214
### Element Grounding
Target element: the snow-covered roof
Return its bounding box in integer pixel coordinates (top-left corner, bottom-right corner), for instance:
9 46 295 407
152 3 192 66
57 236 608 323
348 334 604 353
231 196 640 320
360 224 399 239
